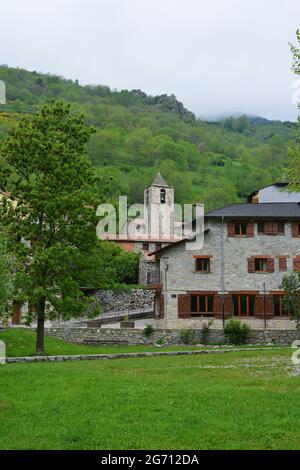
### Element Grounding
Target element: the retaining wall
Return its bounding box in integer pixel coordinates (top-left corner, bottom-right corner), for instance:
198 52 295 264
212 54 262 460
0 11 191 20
45 327 300 346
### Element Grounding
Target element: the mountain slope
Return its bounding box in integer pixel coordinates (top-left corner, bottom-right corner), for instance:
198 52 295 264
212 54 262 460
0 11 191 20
0 65 297 209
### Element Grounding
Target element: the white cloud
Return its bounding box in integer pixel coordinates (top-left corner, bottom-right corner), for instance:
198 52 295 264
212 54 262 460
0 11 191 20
0 0 299 120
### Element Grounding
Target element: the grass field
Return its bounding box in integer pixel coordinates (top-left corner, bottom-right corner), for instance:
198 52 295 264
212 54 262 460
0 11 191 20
0 328 276 358
0 346 299 450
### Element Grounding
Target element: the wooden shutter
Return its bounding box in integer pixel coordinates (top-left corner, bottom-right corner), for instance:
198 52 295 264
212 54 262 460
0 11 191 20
213 295 223 319
227 223 235 237
292 223 300 237
254 295 264 319
267 258 275 273
293 258 300 272
279 257 287 272
178 294 191 319
224 294 233 318
159 293 164 319
248 258 255 273
246 223 254 238
265 295 274 318
264 222 274 235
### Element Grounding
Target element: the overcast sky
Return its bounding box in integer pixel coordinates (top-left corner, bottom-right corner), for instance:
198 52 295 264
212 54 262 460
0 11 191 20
1 0 300 121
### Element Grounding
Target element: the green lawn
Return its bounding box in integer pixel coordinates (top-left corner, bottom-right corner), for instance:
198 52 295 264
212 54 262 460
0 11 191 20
0 328 277 358
0 348 299 450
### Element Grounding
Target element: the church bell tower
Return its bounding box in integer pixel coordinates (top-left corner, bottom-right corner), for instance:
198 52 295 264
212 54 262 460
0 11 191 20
144 173 174 239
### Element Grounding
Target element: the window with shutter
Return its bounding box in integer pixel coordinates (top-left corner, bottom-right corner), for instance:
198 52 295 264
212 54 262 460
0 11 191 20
278 257 287 272
293 258 300 272
258 221 285 235
227 223 235 237
266 258 275 273
292 223 300 237
246 223 254 237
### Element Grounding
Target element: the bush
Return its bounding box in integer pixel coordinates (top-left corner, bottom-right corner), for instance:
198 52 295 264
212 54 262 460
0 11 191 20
143 324 155 338
180 329 196 345
201 320 213 345
224 320 250 345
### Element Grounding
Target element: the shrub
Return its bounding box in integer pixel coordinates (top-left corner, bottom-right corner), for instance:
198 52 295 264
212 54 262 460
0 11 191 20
224 320 250 345
201 320 214 345
180 329 196 345
144 324 155 338
155 338 164 347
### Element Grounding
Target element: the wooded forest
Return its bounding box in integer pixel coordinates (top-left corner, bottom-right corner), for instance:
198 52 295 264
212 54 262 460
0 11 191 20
0 65 298 210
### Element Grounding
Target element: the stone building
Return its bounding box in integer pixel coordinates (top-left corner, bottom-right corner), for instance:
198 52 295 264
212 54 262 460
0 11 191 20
152 191 300 330
102 173 188 284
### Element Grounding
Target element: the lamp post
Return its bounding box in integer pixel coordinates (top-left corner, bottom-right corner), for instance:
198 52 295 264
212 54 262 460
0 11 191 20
263 282 267 329
163 256 169 326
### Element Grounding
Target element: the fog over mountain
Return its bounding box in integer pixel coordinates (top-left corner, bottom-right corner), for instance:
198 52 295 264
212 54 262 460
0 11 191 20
0 0 300 121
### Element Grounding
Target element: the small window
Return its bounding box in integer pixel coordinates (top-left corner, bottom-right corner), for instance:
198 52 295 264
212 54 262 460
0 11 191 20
191 295 214 315
254 258 268 272
235 223 247 236
142 243 150 251
195 257 210 273
160 189 166 204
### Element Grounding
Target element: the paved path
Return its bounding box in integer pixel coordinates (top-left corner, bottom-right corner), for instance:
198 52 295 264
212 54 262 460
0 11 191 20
5 347 285 364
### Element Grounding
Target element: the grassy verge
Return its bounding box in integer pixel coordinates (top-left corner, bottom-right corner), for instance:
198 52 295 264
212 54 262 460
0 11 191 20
0 348 299 450
0 328 283 358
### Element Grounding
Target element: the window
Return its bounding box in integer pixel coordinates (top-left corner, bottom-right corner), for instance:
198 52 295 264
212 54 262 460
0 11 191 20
142 243 150 251
160 189 166 204
233 295 255 317
195 257 210 273
292 223 300 237
156 243 162 251
254 258 268 272
274 295 288 317
191 295 214 315
234 223 247 236
258 222 285 235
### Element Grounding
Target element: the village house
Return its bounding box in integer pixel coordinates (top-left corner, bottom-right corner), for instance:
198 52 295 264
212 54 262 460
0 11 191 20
151 183 300 330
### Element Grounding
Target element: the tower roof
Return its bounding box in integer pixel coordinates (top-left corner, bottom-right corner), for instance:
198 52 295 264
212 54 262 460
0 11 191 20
150 173 170 188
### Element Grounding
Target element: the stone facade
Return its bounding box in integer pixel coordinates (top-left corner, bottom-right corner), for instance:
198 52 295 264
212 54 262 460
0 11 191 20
90 289 155 313
45 326 300 346
157 219 300 327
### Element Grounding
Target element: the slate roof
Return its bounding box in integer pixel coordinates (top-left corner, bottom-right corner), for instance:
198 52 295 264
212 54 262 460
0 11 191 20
206 203 300 218
150 173 170 188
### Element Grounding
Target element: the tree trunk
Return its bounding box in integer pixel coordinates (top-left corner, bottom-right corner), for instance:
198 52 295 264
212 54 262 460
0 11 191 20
36 298 46 355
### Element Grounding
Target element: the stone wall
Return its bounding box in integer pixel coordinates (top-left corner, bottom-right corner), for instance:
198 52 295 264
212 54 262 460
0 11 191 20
45 327 300 346
90 289 155 313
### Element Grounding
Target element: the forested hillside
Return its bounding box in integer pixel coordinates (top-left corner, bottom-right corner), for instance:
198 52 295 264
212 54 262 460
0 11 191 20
0 65 298 210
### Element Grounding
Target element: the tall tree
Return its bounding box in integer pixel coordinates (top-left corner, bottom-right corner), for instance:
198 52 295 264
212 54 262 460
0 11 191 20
0 101 99 354
285 30 300 189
